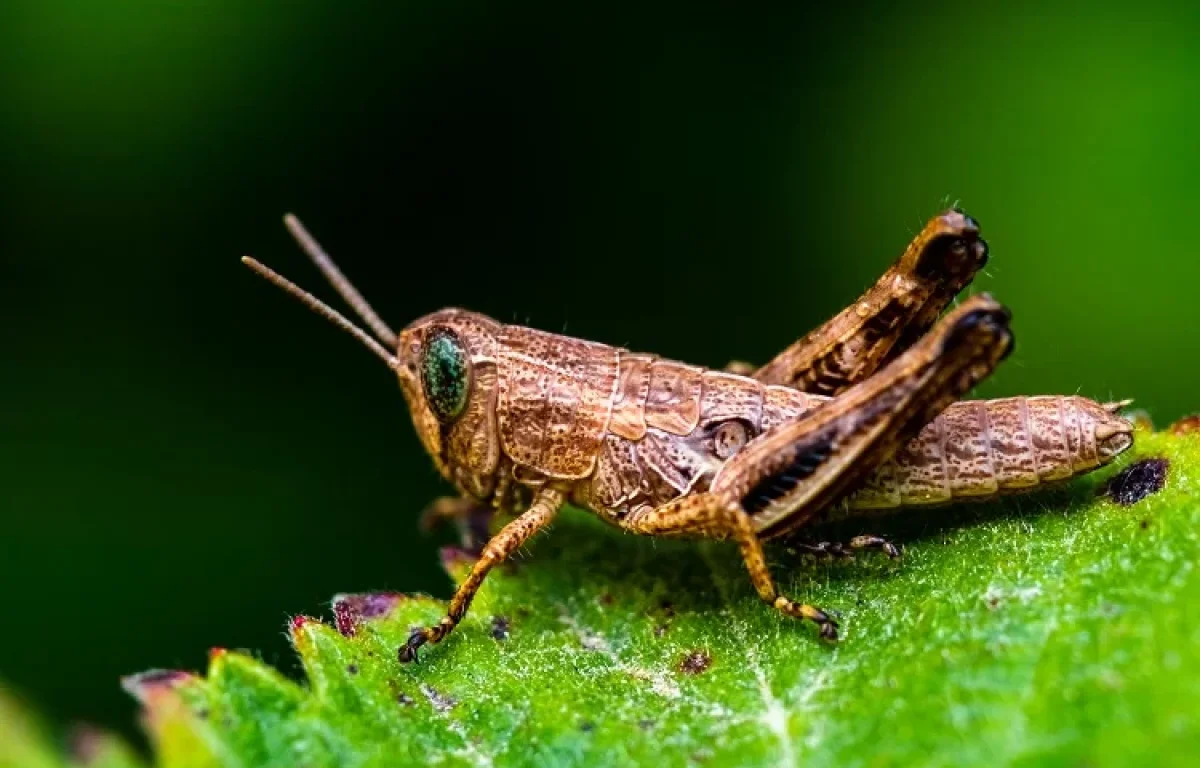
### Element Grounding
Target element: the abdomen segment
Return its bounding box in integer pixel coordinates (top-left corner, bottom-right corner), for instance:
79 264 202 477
843 396 1134 511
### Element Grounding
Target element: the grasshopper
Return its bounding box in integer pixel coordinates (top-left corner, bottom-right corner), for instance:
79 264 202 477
241 209 1134 661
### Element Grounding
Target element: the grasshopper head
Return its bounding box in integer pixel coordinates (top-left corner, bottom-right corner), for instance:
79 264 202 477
242 215 505 502
394 309 504 499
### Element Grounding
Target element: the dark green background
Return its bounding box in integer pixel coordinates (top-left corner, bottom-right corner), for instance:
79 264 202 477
3 0 1198 745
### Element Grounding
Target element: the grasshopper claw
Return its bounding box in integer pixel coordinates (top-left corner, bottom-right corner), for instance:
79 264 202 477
819 620 840 642
398 629 427 664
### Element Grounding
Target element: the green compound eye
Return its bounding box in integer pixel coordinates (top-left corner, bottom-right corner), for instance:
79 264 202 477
420 327 471 423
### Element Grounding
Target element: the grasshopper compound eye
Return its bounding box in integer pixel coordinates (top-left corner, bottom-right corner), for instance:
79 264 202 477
420 327 472 423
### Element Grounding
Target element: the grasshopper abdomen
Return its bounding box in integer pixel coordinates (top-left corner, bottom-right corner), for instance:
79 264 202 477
836 395 1133 513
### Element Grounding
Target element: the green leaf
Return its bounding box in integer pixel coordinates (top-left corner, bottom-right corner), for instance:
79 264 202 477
0 683 144 768
11 426 1200 767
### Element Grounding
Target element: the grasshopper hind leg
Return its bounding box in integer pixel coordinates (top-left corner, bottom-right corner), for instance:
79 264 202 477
620 295 1013 641
750 209 989 396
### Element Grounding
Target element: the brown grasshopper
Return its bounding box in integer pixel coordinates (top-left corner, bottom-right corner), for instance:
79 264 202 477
241 209 1134 661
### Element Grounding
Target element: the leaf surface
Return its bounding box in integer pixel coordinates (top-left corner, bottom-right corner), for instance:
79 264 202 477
9 426 1200 768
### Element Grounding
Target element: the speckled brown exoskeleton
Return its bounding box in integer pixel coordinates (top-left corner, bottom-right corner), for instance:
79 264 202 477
241 209 1135 661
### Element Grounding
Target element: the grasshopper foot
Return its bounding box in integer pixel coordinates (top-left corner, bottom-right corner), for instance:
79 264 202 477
819 620 839 642
398 616 458 664
398 629 428 664
773 596 839 642
848 534 901 559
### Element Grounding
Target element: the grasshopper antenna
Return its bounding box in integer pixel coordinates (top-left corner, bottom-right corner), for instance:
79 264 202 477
283 213 398 349
242 256 398 369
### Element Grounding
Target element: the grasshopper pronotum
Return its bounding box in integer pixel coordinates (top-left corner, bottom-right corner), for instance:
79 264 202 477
242 210 1134 660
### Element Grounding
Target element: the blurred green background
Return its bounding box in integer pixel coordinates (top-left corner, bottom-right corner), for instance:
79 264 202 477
3 0 1198 747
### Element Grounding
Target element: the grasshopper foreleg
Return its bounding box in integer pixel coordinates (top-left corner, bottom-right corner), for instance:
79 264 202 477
400 487 564 663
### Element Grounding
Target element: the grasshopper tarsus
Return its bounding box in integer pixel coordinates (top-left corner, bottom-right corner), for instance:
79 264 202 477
848 535 902 559
820 622 839 643
398 630 426 664
791 535 900 561
773 597 839 641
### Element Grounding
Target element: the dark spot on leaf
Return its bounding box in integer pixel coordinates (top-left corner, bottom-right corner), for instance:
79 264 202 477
1140 519 1150 530
579 720 596 732
659 600 676 617
598 592 615 606
195 708 209 720
678 650 713 675
638 719 656 731
1169 414 1200 435
346 664 359 675
1104 458 1169 506
491 616 511 640
387 680 416 707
